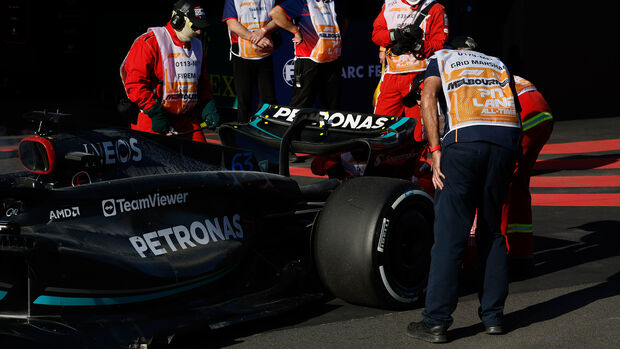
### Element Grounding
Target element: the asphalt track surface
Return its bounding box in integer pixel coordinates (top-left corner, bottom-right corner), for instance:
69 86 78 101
1 117 619 348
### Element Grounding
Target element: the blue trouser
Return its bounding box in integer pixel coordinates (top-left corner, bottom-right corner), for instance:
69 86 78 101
422 142 517 328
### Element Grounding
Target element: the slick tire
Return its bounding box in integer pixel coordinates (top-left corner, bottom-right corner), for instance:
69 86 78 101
313 176 434 309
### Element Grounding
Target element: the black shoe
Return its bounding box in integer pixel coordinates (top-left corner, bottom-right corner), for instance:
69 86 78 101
406 321 448 343
485 325 504 335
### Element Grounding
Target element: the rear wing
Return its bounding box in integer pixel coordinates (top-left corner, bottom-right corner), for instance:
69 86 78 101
219 104 421 174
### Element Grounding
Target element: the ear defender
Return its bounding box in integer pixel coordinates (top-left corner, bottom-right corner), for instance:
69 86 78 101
171 10 185 31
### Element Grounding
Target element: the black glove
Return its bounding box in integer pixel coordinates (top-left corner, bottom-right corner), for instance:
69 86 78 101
390 42 410 56
145 102 171 134
390 25 424 55
413 40 425 58
391 24 423 44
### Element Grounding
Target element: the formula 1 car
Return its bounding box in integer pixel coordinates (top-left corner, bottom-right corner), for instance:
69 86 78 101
0 106 434 348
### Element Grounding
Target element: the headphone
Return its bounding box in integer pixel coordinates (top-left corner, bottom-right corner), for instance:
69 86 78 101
171 11 185 31
171 1 193 31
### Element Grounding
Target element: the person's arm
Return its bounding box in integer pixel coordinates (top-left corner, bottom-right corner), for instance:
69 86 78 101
224 18 270 49
248 19 280 42
225 18 254 41
379 46 386 69
270 5 302 44
122 34 175 133
123 35 159 112
422 4 449 58
420 75 445 190
371 6 391 48
263 20 279 34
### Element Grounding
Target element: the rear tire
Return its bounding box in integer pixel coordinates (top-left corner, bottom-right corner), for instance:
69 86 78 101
313 177 434 309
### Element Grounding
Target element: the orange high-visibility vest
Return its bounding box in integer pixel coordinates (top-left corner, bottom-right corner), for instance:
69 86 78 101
306 0 341 63
383 0 435 74
434 49 520 136
231 0 275 59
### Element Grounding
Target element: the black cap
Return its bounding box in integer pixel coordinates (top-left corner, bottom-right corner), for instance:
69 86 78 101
447 36 477 50
174 0 209 29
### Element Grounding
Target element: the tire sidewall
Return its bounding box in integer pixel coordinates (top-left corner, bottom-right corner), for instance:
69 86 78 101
372 188 433 308
313 177 433 309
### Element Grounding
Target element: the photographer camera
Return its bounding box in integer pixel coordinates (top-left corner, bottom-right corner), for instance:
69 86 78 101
390 23 424 56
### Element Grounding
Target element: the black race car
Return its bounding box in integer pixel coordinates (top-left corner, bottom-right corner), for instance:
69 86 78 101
0 106 434 348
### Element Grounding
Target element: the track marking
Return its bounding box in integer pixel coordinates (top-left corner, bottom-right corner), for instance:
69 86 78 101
531 175 620 187
541 139 620 154
534 156 620 170
532 193 620 207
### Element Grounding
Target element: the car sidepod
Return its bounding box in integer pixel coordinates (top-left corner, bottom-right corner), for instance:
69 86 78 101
0 170 305 316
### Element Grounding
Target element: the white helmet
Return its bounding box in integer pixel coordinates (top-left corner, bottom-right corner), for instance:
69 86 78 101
406 0 421 5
